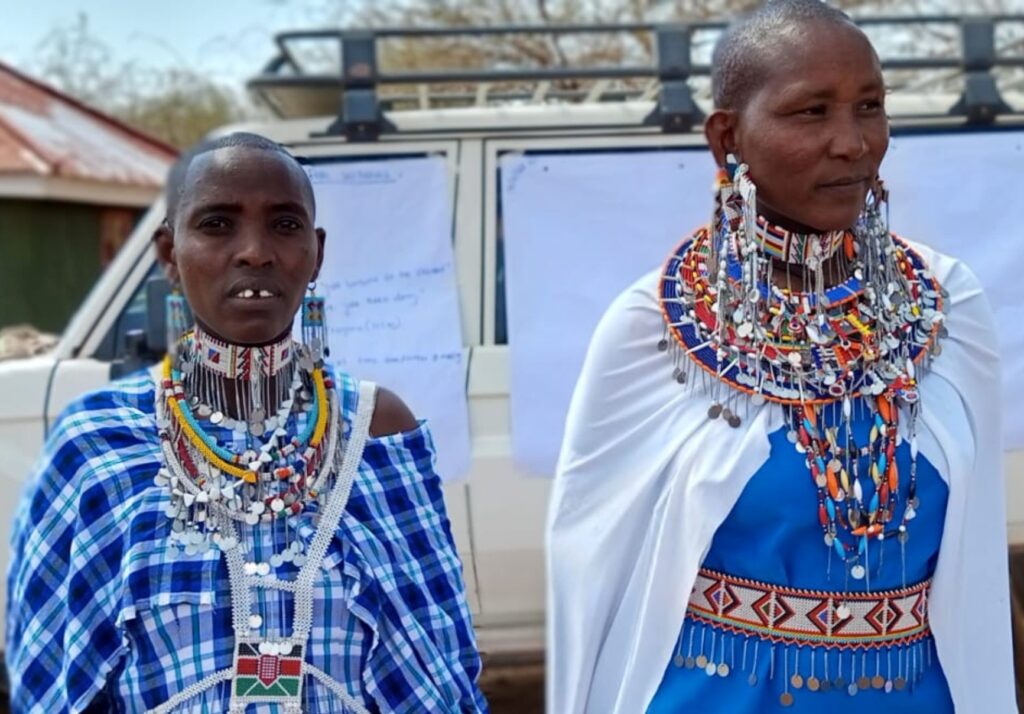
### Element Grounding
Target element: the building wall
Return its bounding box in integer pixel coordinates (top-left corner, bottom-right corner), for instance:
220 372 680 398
0 198 140 334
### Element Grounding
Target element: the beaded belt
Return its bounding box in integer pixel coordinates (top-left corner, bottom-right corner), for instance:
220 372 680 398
687 568 931 649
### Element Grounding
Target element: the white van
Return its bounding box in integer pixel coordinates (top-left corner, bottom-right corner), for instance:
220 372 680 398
1 19 1023 660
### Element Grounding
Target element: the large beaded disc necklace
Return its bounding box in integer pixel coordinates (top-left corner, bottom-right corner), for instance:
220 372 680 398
155 326 340 567
658 160 948 585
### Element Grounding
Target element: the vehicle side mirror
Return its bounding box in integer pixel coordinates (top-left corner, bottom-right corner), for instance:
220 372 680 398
108 276 192 379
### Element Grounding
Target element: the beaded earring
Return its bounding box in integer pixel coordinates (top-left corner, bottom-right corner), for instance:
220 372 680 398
301 282 329 361
165 286 191 359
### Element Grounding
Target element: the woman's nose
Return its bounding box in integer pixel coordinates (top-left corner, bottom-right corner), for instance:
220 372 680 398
234 229 274 268
829 112 870 161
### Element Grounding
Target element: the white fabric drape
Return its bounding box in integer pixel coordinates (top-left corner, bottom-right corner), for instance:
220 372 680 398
546 242 1014 713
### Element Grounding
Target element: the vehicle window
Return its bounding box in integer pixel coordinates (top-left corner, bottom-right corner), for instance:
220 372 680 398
92 261 162 364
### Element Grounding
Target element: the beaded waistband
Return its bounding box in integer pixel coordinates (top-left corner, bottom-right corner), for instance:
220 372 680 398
688 568 931 650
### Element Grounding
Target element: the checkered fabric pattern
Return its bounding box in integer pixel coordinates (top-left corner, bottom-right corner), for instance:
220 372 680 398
7 370 487 713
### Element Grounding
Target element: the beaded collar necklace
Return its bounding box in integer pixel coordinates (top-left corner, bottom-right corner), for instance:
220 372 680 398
156 330 340 561
752 216 849 265
658 160 948 586
193 326 294 379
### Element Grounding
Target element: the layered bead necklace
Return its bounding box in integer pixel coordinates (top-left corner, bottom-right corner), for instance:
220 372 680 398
155 326 340 564
658 160 948 583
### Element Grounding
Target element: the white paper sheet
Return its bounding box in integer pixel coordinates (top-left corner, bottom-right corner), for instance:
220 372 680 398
501 150 717 475
305 155 471 479
502 133 1024 476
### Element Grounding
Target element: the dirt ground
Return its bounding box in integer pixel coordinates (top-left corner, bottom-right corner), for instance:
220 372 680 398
480 662 545 714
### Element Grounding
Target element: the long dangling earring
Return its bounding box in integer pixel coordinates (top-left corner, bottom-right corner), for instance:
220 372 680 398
166 286 190 360
301 282 328 362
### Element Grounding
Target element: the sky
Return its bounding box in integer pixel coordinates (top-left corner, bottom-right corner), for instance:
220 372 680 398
0 0 348 89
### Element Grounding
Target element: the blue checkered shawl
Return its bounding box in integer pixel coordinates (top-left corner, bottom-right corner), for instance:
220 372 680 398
7 370 487 713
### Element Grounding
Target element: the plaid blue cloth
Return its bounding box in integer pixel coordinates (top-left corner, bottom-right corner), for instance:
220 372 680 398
7 370 487 713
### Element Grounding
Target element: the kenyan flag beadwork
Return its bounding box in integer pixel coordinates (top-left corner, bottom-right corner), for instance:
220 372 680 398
233 641 304 700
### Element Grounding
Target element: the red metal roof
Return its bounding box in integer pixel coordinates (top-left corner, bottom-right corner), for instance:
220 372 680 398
0 61 176 189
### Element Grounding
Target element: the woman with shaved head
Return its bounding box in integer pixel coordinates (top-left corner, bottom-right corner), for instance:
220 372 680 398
7 133 488 713
547 1 1014 712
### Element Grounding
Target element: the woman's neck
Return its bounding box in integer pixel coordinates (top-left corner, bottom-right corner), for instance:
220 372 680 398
183 326 299 420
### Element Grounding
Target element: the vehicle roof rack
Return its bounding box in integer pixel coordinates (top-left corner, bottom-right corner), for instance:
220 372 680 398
246 16 1024 141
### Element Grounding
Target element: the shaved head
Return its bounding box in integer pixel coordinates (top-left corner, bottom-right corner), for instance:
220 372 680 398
164 132 315 225
711 0 865 111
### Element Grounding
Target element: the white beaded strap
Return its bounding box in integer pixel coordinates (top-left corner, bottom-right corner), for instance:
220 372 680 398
304 662 372 714
292 380 377 640
146 667 233 714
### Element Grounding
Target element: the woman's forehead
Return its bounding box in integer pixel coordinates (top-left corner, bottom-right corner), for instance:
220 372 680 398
753 22 881 99
183 147 314 211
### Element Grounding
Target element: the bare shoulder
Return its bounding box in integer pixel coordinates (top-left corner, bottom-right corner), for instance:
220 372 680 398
369 386 418 438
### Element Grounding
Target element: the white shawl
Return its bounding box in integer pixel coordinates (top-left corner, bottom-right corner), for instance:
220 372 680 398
546 243 1014 713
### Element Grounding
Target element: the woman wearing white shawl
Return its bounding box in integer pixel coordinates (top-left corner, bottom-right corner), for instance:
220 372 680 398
546 2 1015 712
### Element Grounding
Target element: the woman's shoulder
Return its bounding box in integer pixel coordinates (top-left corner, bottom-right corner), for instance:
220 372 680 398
898 234 985 298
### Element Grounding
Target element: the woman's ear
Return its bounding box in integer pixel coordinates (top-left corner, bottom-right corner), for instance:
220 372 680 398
704 109 739 168
311 227 326 283
153 220 180 285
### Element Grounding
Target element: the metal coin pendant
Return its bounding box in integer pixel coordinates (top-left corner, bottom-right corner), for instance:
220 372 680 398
747 673 758 686
780 692 794 707
685 656 695 669
695 655 708 669
834 676 846 689
894 677 907 690
717 663 730 677
807 676 820 692
851 564 866 580
704 663 716 677
848 683 859 696
673 654 685 668
791 674 804 689
707 404 723 420
872 675 885 689
858 676 871 690
820 679 832 692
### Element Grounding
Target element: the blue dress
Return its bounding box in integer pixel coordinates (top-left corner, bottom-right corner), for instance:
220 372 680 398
648 411 955 713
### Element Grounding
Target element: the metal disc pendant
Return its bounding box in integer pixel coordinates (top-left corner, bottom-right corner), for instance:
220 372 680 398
210 411 224 425
851 564 866 580
673 654 685 668
747 673 758 686
894 677 907 690
820 679 832 692
848 683 859 696
834 676 846 689
704 663 716 677
727 413 741 428
780 692 794 707
657 339 669 352
807 676 820 692
685 656 695 669
858 676 871 690
751 393 766 406
717 663 730 677
791 674 804 689
695 655 708 669
707 404 723 420
872 675 885 690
